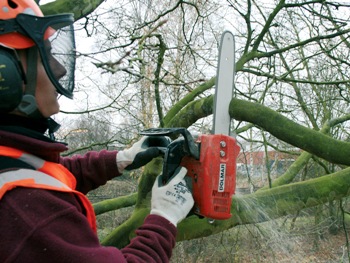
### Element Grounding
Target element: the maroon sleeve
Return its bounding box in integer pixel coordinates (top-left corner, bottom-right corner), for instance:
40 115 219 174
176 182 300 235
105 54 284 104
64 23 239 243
122 215 176 262
0 188 176 263
60 150 120 194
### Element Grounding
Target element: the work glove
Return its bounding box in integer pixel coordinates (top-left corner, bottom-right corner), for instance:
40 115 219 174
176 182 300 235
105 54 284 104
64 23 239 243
151 167 194 226
117 136 170 173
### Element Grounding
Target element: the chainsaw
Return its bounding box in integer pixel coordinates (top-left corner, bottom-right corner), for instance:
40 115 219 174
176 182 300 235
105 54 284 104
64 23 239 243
141 31 240 220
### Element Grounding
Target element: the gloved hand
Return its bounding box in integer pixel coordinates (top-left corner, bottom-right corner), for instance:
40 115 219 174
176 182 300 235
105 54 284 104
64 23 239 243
151 167 194 226
117 136 170 173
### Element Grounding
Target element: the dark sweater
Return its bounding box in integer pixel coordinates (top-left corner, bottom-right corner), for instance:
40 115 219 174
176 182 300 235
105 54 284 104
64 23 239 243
0 118 176 263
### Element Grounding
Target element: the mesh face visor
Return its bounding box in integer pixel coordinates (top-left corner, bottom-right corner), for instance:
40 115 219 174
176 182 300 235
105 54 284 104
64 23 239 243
16 13 76 99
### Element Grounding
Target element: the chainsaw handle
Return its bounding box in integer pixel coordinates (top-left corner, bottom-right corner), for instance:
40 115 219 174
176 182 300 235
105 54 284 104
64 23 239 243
140 128 200 185
161 138 186 184
140 128 200 160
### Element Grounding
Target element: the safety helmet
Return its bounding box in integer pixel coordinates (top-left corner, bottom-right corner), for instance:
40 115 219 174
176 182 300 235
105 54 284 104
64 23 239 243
0 0 75 103
0 0 44 49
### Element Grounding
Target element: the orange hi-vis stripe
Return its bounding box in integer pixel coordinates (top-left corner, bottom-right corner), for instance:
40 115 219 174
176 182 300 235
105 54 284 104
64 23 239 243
0 146 97 232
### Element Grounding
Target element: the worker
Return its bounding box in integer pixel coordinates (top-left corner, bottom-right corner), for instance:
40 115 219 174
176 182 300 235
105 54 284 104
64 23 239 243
0 0 194 262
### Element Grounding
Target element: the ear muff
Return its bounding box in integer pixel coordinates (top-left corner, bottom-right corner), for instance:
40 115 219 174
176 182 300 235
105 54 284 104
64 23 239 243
0 47 26 113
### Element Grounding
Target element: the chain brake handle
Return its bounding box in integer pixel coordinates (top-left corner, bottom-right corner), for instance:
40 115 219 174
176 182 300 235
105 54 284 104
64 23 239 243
140 128 199 184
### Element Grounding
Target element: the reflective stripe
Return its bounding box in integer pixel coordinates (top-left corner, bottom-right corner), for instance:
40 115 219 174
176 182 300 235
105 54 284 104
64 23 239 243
0 146 45 169
0 169 70 190
0 146 76 188
20 153 45 169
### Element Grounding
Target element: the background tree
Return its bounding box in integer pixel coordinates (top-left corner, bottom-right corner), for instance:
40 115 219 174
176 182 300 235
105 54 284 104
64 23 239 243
42 0 350 260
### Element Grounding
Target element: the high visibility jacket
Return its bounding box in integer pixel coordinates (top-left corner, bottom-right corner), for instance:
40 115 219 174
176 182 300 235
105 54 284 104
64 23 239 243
0 145 97 232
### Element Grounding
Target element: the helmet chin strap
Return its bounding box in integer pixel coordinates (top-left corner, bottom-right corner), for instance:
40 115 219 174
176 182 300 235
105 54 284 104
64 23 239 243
17 46 41 118
17 46 60 140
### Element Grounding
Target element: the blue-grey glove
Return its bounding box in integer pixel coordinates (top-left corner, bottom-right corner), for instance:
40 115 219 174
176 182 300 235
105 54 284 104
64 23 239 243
151 167 194 226
117 136 170 173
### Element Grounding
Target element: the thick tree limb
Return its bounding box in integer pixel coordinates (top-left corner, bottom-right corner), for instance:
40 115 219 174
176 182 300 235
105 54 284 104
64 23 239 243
41 0 104 20
93 193 137 215
166 95 213 128
177 166 350 241
230 98 350 165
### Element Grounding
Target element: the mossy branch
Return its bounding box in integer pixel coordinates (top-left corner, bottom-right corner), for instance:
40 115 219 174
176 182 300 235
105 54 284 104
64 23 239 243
166 95 213 128
177 167 350 241
93 193 137 215
230 98 350 165
41 0 104 20
163 78 215 127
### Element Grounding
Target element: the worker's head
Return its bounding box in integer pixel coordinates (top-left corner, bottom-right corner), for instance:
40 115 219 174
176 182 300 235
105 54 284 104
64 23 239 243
0 0 75 118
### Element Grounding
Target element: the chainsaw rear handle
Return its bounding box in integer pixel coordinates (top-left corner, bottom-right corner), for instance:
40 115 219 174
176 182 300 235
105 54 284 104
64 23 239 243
141 135 170 157
140 128 199 159
140 128 200 184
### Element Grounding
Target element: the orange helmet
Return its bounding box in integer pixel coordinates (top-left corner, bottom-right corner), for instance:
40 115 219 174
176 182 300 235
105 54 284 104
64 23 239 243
0 0 45 49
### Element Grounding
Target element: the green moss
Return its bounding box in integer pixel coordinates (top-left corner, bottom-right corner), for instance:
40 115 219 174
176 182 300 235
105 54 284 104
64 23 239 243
229 98 350 165
41 0 104 20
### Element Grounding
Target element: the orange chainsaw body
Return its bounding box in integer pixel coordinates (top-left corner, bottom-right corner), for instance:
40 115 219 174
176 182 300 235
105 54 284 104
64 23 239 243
140 128 240 220
181 134 240 219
